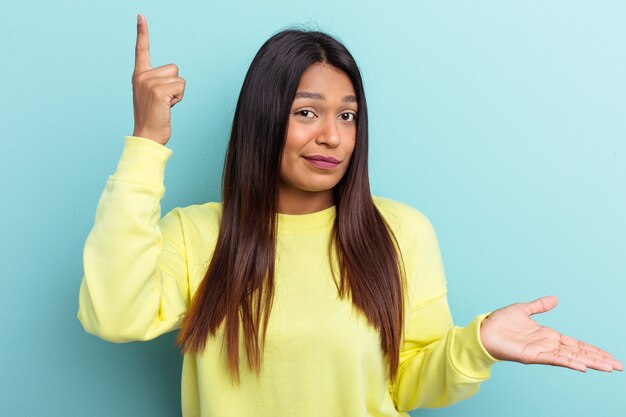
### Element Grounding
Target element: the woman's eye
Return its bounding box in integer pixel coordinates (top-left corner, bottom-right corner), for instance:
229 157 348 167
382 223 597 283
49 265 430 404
295 110 315 118
340 112 357 122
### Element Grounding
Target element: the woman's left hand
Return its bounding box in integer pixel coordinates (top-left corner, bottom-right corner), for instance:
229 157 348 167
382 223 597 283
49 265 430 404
479 295 624 372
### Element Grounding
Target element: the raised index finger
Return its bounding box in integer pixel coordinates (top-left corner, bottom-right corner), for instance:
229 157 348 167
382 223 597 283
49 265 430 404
134 14 151 72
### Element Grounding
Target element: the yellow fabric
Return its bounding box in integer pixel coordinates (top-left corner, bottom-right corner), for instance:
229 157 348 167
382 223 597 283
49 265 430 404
78 136 500 417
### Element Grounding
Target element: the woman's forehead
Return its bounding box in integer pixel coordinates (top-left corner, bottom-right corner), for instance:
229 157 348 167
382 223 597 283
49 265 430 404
295 63 356 99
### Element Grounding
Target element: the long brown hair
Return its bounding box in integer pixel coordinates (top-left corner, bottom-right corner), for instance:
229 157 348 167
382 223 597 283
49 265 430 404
176 28 405 385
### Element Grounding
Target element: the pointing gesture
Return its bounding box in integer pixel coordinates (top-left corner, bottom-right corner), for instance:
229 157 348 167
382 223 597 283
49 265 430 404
134 14 151 72
132 14 185 145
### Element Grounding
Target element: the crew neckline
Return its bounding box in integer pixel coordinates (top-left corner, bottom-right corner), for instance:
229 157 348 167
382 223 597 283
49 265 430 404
276 205 336 233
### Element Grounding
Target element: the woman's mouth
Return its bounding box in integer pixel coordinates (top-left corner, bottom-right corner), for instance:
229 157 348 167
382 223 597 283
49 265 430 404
303 155 340 169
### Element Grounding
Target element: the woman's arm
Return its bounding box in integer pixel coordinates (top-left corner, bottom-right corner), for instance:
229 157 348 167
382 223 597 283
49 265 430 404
390 296 498 411
387 209 499 411
78 136 189 342
386 203 622 412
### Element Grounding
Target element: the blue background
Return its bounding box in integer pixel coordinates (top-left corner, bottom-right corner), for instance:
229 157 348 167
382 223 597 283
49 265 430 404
1 0 624 415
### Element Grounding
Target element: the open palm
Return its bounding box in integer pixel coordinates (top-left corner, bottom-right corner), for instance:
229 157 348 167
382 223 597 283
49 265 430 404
479 296 623 372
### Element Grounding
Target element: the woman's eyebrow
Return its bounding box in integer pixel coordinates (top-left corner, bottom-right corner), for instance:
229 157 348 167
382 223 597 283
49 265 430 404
294 91 357 103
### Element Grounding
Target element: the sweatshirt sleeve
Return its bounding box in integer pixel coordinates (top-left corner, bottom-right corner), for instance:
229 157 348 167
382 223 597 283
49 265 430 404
388 209 500 411
78 136 190 342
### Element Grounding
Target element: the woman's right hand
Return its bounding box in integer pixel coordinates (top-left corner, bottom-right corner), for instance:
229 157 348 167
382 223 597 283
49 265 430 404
131 14 185 145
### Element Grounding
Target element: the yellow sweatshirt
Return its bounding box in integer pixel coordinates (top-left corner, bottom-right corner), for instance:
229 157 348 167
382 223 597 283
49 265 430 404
78 136 499 417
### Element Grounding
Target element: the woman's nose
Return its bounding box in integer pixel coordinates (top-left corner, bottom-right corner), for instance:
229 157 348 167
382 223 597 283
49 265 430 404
315 117 341 147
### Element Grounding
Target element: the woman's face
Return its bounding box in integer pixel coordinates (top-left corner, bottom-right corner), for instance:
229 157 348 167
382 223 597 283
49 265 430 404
279 62 358 211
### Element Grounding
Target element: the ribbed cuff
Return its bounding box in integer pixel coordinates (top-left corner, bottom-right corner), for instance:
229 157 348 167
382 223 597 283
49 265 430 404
449 312 501 379
111 136 173 188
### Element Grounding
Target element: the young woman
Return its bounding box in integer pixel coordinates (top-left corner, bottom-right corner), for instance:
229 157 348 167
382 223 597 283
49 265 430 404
78 14 622 417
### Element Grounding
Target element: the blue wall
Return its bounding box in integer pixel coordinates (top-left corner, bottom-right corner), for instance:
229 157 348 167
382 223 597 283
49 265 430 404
2 0 624 415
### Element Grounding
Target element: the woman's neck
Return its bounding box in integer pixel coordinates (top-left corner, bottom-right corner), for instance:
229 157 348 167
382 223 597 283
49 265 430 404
277 185 334 214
